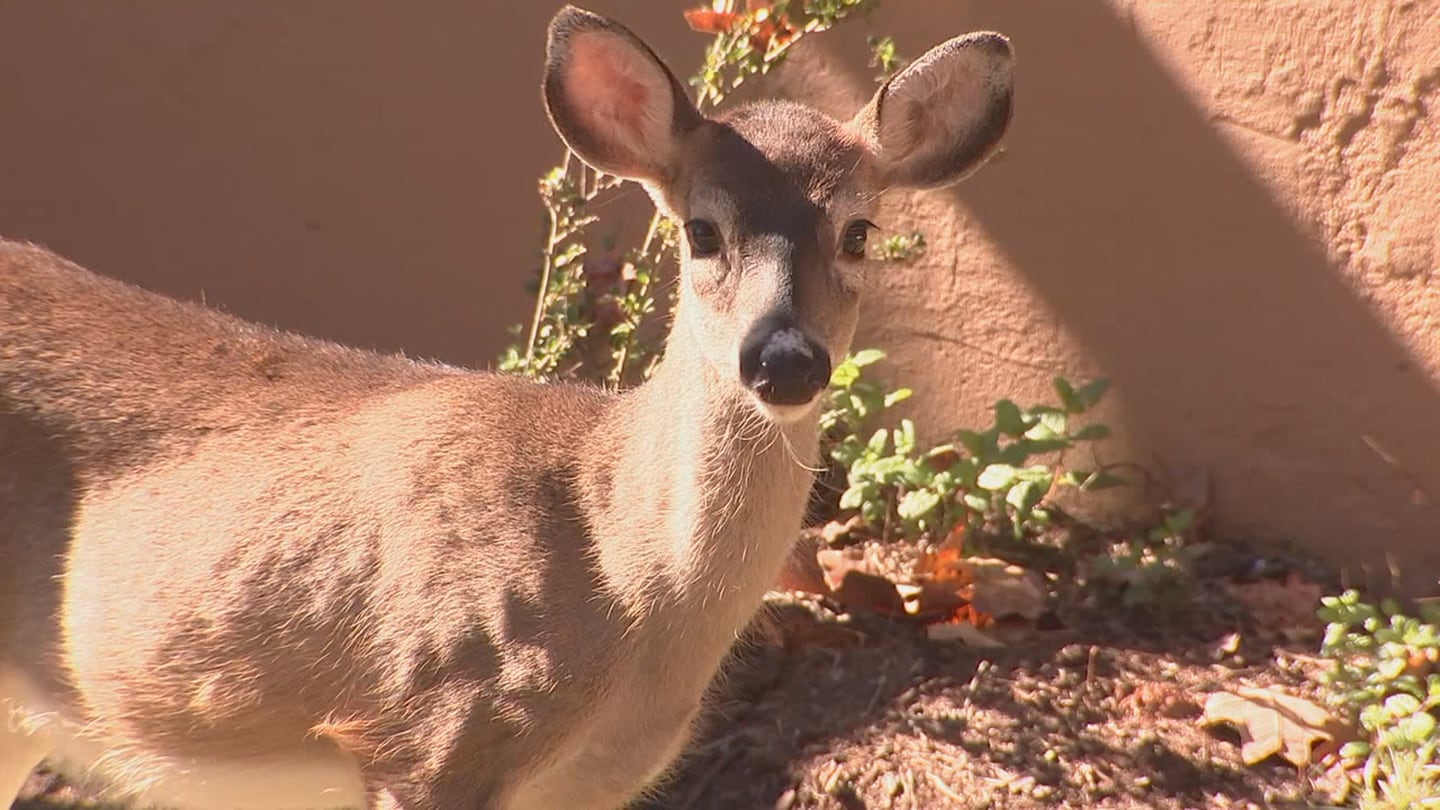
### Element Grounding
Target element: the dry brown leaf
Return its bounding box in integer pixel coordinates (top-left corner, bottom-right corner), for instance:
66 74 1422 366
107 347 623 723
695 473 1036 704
820 515 864 547
965 557 1048 620
829 570 907 617
815 547 868 592
773 534 828 595
1310 738 1361 805
1201 686 1351 768
899 580 968 620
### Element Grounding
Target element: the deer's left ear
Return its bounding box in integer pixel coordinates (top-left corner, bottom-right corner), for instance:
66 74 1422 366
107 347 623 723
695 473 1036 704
850 32 1014 190
542 6 705 182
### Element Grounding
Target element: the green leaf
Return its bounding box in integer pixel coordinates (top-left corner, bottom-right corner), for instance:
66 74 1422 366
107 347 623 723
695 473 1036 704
1386 694 1423 717
1037 410 1068 436
898 489 942 521
925 443 957 459
1017 464 1054 482
977 464 1018 491
883 388 913 408
995 400 1026 436
1340 740 1372 759
866 428 889 455
850 348 886 367
870 456 909 479
1379 658 1408 681
894 419 917 456
1077 378 1111 409
963 492 991 513
1006 480 1042 512
1079 471 1127 491
1399 710 1436 743
1163 508 1194 535
1053 378 1083 413
839 485 867 511
861 501 885 525
829 361 860 388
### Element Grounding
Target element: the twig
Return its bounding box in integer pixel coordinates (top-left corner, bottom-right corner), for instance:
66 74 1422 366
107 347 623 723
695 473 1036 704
926 772 967 804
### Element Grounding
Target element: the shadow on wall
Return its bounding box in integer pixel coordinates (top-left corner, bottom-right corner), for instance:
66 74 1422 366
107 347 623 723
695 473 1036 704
944 4 1440 589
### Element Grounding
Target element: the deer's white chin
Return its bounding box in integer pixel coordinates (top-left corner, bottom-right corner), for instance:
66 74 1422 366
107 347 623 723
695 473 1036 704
750 395 821 425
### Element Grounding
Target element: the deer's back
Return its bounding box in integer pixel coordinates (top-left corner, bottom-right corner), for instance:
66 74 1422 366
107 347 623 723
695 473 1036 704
0 240 626 771
0 239 455 475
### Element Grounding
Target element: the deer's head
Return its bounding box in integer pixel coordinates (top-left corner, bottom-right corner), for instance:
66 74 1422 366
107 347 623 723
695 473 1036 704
543 6 1013 421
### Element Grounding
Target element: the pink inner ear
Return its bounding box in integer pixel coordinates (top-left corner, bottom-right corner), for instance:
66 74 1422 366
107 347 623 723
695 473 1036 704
566 33 670 165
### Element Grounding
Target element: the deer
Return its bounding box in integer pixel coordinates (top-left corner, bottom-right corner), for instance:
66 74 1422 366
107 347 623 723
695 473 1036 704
0 5 1011 808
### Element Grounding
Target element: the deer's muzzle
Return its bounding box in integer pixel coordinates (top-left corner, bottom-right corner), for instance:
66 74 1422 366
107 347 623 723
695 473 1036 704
738 315 832 408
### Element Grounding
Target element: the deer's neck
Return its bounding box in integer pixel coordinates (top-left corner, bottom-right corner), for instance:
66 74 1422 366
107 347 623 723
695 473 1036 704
585 320 818 624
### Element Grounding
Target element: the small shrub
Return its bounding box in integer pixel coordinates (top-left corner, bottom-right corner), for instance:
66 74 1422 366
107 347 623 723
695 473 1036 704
1318 589 1440 806
1085 508 1197 611
831 373 1121 542
873 231 927 262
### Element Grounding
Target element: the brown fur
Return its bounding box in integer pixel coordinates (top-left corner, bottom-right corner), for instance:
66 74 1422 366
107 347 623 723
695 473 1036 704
0 6 1012 808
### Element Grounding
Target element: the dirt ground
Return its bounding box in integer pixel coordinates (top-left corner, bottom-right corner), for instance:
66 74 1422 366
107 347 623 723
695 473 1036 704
639 593 1327 809
15 534 1338 810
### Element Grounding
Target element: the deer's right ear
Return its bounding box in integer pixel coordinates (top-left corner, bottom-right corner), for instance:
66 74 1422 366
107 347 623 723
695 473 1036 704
543 6 704 182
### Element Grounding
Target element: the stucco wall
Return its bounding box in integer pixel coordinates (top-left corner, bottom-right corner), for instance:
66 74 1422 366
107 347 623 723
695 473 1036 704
1 2 1436 588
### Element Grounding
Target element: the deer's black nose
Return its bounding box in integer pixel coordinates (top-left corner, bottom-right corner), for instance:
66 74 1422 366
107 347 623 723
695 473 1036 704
738 316 831 407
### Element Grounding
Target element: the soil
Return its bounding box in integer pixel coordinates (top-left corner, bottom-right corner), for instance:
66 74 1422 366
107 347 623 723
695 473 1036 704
14 533 1339 810
638 593 1328 809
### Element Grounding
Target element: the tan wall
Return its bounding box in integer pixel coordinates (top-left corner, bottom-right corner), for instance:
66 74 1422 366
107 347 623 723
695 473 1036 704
2 2 1437 588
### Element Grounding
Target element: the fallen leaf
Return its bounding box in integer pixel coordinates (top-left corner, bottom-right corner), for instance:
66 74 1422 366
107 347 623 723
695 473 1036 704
1310 739 1360 805
965 557 1048 620
820 515 864 547
774 534 828 595
829 570 907 617
1201 686 1353 768
899 580 968 620
815 547 869 592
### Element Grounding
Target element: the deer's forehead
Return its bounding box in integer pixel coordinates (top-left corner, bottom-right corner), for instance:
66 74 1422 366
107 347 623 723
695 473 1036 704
681 105 873 226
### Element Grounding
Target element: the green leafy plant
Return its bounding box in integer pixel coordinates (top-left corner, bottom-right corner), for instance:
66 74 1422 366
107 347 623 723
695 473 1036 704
1085 508 1196 610
1356 742 1440 810
1316 590 1440 807
821 349 912 464
1319 590 1440 749
867 34 907 80
873 231 927 262
835 376 1121 542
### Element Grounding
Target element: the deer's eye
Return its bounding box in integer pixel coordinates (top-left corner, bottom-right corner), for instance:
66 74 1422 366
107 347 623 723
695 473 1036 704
842 220 876 258
685 220 722 257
